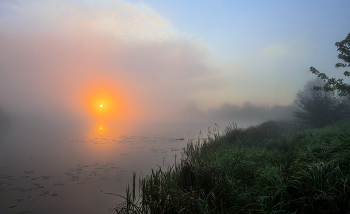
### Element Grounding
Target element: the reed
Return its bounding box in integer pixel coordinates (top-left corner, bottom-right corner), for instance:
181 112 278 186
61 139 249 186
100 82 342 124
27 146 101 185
113 119 350 213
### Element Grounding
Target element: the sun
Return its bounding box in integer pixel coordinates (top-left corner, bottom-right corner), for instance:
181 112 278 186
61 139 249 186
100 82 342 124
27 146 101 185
100 104 103 108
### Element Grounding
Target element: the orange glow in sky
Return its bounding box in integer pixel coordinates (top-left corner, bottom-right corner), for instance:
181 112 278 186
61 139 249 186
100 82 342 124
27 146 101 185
81 80 135 122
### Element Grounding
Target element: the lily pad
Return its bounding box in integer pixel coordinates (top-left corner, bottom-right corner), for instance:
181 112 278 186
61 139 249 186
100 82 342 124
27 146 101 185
13 211 33 214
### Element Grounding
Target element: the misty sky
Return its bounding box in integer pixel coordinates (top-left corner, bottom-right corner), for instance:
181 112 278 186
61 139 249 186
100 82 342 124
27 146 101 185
0 0 349 124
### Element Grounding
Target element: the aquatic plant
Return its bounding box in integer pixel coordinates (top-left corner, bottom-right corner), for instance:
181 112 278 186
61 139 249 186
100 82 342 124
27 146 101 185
114 119 350 213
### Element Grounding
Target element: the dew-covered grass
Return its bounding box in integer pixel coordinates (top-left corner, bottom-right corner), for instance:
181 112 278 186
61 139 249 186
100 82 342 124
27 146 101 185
115 120 350 213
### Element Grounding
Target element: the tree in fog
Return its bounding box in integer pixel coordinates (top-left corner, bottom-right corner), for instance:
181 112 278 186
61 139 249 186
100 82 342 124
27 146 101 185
293 78 350 128
0 106 9 141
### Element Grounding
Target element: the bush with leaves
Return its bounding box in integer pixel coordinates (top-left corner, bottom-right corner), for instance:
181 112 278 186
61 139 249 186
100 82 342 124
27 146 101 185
293 89 350 128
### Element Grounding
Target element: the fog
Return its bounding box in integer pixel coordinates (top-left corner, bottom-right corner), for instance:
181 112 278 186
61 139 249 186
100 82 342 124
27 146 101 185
3 1 350 213
0 1 222 132
0 0 301 139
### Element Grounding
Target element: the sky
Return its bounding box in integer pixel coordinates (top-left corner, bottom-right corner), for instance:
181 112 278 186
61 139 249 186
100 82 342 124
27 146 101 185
0 0 349 126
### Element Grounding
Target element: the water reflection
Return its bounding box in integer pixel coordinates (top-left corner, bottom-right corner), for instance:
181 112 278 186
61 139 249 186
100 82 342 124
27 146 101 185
0 121 193 214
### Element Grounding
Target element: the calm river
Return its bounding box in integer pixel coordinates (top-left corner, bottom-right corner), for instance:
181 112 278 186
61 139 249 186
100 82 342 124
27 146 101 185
0 118 220 214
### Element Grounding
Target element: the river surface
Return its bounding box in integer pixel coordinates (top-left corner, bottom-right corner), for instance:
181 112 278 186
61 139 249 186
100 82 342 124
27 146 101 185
0 118 225 214
0 117 257 214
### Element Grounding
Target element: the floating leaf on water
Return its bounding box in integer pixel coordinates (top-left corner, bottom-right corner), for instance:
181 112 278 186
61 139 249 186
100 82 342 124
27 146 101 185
8 205 17 208
24 170 34 174
101 177 110 180
89 171 98 176
41 176 51 179
31 177 40 180
0 175 12 180
39 190 50 196
26 197 36 202
16 211 34 214
69 175 79 181
24 188 35 192
10 187 21 191
14 198 25 202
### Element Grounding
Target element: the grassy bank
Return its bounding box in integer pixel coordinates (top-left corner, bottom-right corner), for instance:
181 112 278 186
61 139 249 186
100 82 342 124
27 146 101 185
114 120 350 214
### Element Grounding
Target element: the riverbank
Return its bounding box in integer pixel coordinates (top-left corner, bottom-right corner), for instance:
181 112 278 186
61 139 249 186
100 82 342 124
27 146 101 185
115 119 350 213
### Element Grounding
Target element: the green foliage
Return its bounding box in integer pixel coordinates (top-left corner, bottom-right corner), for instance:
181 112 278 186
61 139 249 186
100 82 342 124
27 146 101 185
310 32 350 98
292 89 350 128
114 120 350 214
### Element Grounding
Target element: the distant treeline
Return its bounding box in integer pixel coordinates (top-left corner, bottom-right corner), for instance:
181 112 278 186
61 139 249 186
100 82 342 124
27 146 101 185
182 101 295 123
0 106 9 140
182 77 350 126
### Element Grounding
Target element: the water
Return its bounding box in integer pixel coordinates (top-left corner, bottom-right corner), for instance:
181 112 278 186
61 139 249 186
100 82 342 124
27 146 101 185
0 115 259 214
0 118 209 214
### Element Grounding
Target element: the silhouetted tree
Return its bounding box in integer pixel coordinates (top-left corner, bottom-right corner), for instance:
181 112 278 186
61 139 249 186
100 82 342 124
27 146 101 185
310 32 350 98
293 79 350 128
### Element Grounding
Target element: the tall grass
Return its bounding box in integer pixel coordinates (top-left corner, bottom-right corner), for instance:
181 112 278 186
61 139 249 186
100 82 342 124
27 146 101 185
113 120 350 213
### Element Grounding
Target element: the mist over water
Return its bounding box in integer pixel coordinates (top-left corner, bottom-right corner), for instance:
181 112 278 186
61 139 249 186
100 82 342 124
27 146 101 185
0 0 311 212
0 113 207 213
